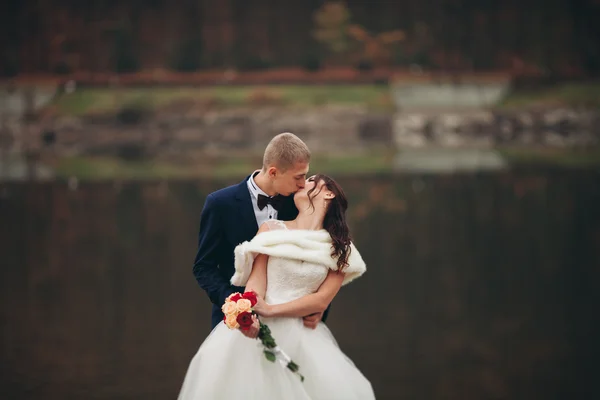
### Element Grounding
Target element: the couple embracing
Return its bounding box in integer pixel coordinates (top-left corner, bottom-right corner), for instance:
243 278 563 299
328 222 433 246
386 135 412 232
178 133 375 400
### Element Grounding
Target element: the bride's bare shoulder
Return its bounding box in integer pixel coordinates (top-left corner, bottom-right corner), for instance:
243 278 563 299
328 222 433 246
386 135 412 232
260 219 289 232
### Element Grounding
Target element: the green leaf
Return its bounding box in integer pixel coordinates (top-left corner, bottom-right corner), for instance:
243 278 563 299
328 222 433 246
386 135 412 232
263 351 276 363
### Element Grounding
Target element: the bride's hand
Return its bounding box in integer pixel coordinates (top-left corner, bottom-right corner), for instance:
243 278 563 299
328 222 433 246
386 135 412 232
252 296 273 317
240 314 260 339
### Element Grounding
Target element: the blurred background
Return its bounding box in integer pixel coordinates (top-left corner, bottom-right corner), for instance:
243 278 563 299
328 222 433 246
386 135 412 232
1 0 600 399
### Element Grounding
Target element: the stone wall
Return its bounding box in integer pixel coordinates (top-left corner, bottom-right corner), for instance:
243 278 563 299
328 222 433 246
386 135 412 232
2 105 599 164
394 108 600 149
12 105 394 160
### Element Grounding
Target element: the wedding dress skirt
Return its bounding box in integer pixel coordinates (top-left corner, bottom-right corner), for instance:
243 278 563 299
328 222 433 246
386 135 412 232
178 317 375 400
179 225 374 399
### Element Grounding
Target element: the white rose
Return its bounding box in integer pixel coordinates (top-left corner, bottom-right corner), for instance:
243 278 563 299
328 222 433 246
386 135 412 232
222 301 238 316
236 299 252 313
225 314 239 329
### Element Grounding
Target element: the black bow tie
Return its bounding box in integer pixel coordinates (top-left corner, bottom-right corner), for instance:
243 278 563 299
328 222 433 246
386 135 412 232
257 194 284 211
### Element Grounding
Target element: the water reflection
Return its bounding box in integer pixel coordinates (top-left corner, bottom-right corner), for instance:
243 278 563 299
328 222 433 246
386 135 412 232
1 169 599 399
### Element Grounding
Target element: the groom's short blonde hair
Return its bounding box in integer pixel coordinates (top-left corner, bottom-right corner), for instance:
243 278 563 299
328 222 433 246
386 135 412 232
262 132 310 172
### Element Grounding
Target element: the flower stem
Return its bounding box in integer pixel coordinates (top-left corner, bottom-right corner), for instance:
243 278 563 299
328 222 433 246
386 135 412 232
257 320 304 382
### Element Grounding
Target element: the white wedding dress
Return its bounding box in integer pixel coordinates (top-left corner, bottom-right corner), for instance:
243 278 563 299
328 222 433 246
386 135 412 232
178 221 375 400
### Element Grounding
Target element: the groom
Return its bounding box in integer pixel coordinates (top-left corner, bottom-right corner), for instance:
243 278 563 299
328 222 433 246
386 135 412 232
193 132 328 329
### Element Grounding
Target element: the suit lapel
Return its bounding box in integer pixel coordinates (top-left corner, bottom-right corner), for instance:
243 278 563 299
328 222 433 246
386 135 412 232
234 177 259 240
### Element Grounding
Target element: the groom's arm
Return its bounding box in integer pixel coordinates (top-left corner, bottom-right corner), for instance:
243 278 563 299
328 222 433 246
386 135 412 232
304 304 330 328
257 270 344 319
193 194 235 307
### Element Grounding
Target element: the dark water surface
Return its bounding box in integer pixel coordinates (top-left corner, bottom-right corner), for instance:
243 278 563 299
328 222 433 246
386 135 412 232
1 169 599 399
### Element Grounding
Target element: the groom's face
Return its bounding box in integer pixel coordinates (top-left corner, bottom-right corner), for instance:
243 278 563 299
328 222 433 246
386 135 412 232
273 161 309 196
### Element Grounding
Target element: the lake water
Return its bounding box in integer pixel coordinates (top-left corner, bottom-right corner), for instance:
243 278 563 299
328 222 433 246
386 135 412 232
1 169 599 399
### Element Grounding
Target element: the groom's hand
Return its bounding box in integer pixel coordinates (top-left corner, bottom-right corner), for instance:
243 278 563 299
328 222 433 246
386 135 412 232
302 312 322 329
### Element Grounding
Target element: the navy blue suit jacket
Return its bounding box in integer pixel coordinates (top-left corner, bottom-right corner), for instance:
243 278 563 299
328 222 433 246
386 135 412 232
193 176 330 329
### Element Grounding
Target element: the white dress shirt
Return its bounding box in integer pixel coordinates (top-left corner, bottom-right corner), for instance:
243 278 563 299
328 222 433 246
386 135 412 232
247 171 278 227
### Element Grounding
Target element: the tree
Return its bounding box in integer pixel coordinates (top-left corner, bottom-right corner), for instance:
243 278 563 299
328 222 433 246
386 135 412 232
312 1 352 57
112 27 139 73
347 25 405 67
312 1 405 67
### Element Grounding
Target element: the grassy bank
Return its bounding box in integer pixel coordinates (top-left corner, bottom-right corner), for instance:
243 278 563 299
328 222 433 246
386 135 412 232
499 82 600 109
50 150 396 180
497 147 600 167
44 81 600 117
48 85 394 116
49 147 600 180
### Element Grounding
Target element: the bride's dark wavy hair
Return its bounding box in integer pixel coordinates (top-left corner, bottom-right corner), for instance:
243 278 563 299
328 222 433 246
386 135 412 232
306 174 351 271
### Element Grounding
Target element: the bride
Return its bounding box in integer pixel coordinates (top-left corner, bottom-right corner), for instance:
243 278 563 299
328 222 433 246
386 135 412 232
178 174 375 400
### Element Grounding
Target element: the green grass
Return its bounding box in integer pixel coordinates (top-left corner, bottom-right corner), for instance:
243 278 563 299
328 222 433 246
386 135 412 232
51 147 600 180
49 85 393 116
497 146 600 167
51 150 396 180
49 82 600 117
311 151 394 175
499 82 600 109
53 156 194 180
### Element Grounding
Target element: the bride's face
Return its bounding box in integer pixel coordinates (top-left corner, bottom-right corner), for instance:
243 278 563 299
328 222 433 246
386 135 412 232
294 176 334 210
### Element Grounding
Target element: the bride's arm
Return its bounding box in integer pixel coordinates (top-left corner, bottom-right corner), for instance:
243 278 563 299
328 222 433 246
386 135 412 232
255 270 344 318
243 223 271 299
244 253 268 298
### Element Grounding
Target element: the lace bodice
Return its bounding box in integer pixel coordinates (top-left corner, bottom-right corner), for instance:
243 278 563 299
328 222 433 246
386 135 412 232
261 220 329 305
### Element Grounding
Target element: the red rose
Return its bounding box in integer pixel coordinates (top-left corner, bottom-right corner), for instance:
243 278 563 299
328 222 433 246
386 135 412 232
236 311 254 330
242 291 258 307
229 293 242 302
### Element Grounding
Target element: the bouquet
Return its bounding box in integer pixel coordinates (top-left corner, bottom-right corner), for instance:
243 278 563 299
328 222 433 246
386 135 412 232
222 291 304 382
